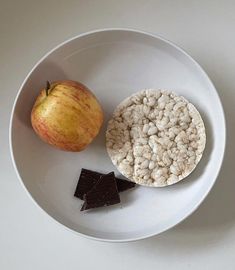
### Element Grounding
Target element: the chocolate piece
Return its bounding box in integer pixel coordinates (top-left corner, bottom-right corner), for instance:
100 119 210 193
81 172 120 211
116 178 136 192
74 169 135 200
74 169 101 199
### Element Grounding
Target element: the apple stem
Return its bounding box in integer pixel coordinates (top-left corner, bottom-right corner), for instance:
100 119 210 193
45 81 50 96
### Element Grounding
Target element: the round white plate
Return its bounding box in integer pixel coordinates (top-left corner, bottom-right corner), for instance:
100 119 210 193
10 29 225 242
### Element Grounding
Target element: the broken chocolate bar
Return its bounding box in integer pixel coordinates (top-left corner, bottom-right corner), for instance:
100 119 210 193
81 172 120 211
74 168 135 200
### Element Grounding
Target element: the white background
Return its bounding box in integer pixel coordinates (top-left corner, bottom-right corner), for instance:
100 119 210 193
0 0 234 269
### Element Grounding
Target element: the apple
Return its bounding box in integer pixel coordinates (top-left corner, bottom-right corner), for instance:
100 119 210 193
31 80 104 152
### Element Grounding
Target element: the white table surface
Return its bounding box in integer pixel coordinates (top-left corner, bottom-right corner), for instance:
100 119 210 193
1 0 234 269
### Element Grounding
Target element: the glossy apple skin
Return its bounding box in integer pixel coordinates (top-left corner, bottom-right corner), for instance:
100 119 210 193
31 80 103 152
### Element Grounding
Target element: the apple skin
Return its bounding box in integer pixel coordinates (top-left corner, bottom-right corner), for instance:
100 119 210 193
31 80 104 152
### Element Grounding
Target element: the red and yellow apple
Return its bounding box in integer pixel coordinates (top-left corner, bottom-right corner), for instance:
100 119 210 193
31 80 103 152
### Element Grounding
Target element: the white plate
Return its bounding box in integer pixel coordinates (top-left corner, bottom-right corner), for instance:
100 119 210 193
10 29 226 242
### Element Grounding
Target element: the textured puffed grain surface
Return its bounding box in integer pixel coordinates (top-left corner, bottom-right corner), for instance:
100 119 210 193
106 89 206 187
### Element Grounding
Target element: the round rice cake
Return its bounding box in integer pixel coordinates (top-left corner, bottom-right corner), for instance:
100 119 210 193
106 89 206 187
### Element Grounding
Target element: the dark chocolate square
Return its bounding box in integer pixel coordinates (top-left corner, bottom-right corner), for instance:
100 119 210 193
81 172 120 211
74 169 101 200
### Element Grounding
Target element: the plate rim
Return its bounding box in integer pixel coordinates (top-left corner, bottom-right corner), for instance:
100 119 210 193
9 27 226 242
